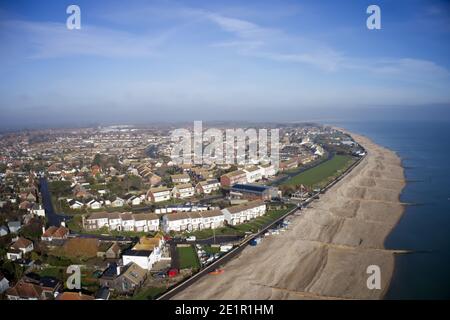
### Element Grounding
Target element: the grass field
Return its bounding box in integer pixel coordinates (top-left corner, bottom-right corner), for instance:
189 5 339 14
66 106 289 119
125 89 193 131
177 245 201 270
282 155 356 188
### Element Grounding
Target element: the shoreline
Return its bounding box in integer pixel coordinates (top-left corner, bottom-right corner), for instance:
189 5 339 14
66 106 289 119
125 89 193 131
173 130 406 300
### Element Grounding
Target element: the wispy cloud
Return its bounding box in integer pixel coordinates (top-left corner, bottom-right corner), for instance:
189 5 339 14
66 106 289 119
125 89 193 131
0 19 169 59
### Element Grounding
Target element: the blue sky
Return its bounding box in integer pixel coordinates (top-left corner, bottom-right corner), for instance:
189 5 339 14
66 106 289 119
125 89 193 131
0 0 449 128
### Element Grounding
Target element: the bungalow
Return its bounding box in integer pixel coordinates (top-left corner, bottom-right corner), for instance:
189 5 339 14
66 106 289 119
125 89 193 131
220 170 247 187
147 187 171 203
11 237 34 254
5 280 44 300
171 184 195 199
170 173 190 184
68 199 83 210
87 199 102 210
99 262 146 294
222 200 266 225
41 226 69 242
97 242 121 259
195 179 220 194
125 194 142 206
111 197 125 207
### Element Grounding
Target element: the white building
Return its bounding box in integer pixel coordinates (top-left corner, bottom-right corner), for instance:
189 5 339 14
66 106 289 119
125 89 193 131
111 197 125 207
87 199 102 210
259 163 278 178
243 166 264 183
162 209 224 233
222 200 266 225
83 212 160 232
147 187 171 203
171 184 195 199
195 179 220 194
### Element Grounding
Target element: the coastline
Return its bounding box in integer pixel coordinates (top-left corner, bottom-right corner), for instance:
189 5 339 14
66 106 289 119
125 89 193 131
173 130 406 300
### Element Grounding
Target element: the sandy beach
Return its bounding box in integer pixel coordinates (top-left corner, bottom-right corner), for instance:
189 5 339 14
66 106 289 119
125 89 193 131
173 132 406 300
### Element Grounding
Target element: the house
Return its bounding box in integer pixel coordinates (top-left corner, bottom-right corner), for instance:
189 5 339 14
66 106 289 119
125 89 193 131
122 236 164 270
22 273 62 299
56 292 95 300
147 187 171 203
171 184 195 199
220 170 247 187
10 237 34 255
83 212 110 230
111 197 125 207
125 194 142 206
87 199 102 210
99 262 147 294
243 166 264 183
7 221 21 233
132 213 160 232
195 179 220 194
97 242 121 259
0 273 10 294
5 280 44 300
31 203 46 217
170 173 190 184
230 184 281 201
197 209 225 229
41 226 69 241
68 199 83 209
222 200 266 225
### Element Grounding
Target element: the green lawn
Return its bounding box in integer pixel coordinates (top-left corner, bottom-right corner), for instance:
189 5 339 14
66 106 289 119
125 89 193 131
183 205 295 239
177 245 201 270
282 155 356 188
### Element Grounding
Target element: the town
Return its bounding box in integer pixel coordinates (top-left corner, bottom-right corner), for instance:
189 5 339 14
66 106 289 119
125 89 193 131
0 123 365 300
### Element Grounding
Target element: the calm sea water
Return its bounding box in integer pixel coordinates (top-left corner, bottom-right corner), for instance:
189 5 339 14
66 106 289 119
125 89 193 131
332 121 450 299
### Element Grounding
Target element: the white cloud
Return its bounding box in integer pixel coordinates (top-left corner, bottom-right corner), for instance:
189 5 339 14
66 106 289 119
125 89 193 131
0 19 167 59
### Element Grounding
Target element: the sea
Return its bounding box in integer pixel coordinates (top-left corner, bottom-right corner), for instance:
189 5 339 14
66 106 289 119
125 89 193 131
333 120 450 299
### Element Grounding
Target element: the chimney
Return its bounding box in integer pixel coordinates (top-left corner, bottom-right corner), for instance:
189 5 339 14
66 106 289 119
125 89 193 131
116 266 121 276
42 226 46 235
60 221 66 228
